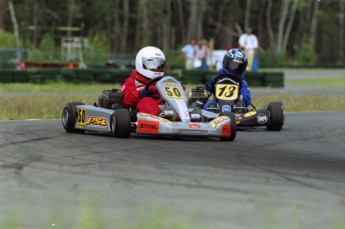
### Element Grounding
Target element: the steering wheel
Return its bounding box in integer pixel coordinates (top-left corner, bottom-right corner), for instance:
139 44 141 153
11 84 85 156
144 75 165 98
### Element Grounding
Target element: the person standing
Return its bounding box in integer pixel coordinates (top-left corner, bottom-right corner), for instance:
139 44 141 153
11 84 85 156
181 38 196 70
239 27 259 71
194 39 209 71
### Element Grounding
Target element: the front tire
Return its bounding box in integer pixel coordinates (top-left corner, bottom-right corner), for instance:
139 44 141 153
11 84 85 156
111 109 131 138
219 112 237 141
62 102 85 133
266 102 284 131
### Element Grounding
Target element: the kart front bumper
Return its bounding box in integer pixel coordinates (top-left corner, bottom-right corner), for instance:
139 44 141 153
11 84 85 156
135 112 232 138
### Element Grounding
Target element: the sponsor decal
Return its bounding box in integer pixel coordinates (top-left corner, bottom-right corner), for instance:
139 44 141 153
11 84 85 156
221 124 231 137
221 105 231 112
164 81 175 85
257 113 268 124
85 116 108 127
188 123 201 129
137 120 159 133
135 80 144 87
211 116 229 129
218 78 239 86
236 52 244 58
244 111 256 117
139 113 173 125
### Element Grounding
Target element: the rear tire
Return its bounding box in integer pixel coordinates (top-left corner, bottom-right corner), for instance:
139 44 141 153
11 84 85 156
266 102 284 131
219 112 237 141
111 109 131 138
62 102 85 133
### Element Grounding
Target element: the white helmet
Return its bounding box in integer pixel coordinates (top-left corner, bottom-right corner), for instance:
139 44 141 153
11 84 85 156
135 46 166 79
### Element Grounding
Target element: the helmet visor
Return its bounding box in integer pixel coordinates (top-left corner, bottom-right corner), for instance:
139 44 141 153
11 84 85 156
142 57 165 72
224 58 247 74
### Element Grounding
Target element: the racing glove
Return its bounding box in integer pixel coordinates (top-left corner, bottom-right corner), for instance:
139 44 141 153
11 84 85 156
139 89 153 98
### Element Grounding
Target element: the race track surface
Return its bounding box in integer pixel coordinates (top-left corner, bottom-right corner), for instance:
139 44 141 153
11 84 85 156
0 112 344 229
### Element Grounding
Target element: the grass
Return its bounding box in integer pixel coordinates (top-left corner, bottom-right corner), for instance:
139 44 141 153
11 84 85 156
286 76 345 87
0 192 201 229
0 82 117 93
0 80 344 120
252 94 345 112
1 193 344 229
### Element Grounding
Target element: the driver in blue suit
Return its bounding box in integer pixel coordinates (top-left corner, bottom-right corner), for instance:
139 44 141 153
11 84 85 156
203 48 251 112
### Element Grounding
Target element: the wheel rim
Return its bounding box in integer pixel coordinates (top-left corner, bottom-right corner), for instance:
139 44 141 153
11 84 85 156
62 110 69 127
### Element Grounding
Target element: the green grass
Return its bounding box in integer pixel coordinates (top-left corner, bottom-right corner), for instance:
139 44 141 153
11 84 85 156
1 193 344 229
0 82 118 93
286 76 345 87
0 192 201 229
252 94 345 112
0 94 96 120
0 81 344 120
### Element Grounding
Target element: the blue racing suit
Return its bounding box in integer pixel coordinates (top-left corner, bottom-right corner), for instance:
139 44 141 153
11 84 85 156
204 68 251 110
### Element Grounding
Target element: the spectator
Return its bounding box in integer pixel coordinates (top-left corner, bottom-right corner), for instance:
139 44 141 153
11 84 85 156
181 38 196 70
239 27 259 71
194 39 209 71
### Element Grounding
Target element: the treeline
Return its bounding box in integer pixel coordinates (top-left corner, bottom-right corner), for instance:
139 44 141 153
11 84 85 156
0 0 344 65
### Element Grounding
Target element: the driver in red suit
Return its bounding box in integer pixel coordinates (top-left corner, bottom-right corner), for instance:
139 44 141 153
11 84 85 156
120 46 166 116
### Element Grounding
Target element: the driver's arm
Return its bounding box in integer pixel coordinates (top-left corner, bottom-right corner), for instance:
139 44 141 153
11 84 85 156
204 76 216 93
121 79 141 107
240 80 251 106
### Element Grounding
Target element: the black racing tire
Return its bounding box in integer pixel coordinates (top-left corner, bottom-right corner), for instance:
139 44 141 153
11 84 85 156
219 112 237 141
111 109 131 138
62 102 85 133
266 102 284 131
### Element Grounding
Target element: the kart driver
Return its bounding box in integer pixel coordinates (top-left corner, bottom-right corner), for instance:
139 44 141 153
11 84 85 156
203 48 251 112
121 46 166 116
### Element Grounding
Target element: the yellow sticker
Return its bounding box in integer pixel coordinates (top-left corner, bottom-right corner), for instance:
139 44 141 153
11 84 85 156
244 111 256 117
215 85 239 100
140 113 173 125
85 116 108 126
211 116 229 129
77 108 86 127
164 86 184 99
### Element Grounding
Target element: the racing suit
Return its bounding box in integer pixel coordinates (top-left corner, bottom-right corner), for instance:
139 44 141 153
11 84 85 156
121 69 161 116
204 68 251 110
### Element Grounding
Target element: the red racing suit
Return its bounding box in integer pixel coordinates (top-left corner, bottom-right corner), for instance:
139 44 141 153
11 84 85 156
120 69 161 116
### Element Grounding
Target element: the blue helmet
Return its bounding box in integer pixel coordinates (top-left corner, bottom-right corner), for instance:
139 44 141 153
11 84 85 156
222 49 248 76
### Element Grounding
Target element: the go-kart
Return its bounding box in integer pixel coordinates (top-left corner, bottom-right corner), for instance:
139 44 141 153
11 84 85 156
188 74 285 131
62 75 237 141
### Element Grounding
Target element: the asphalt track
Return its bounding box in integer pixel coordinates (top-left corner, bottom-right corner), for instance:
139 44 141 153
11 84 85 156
0 111 344 229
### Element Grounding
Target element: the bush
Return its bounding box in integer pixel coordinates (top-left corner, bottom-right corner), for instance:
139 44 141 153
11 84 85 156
39 33 55 52
298 42 318 65
257 48 290 67
0 29 17 47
